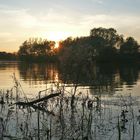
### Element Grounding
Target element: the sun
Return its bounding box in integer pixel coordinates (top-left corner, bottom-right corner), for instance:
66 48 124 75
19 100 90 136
41 31 71 41
48 31 66 41
48 31 72 42
39 31 71 48
54 42 59 49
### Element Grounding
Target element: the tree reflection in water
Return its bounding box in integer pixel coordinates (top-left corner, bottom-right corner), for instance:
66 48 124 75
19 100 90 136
17 62 139 96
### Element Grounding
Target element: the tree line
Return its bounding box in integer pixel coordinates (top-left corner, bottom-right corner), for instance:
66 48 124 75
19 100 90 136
0 27 140 63
18 38 57 62
0 52 17 60
58 27 140 64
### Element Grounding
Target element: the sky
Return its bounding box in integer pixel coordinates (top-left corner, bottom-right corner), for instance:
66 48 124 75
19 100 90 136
0 0 140 52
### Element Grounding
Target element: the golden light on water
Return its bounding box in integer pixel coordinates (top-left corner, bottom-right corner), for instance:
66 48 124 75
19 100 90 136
54 73 59 83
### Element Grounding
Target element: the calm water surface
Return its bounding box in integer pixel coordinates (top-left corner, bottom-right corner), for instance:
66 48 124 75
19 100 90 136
1 61 140 140
0 61 140 97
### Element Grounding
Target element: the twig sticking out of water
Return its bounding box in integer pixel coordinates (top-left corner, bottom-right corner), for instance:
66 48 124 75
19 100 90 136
15 92 61 106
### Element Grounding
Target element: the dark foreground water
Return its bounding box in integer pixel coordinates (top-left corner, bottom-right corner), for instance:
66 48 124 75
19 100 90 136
1 61 140 140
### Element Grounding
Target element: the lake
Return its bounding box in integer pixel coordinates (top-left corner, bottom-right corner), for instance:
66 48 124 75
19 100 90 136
1 61 140 140
0 61 140 97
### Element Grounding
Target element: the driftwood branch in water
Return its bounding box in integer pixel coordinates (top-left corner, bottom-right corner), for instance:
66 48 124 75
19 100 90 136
31 104 55 116
16 92 61 106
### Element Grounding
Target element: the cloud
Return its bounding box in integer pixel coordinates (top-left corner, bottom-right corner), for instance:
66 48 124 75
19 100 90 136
0 1 140 52
0 5 80 30
78 14 140 40
83 14 139 27
0 7 37 28
91 0 103 4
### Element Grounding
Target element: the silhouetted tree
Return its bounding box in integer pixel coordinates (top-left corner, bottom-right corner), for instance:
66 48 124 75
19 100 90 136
18 38 56 62
90 27 123 47
119 37 140 61
59 28 124 63
120 37 139 54
18 28 140 63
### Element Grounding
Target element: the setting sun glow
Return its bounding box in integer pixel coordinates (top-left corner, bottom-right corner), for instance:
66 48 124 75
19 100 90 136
0 0 140 52
44 31 71 42
54 42 59 49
